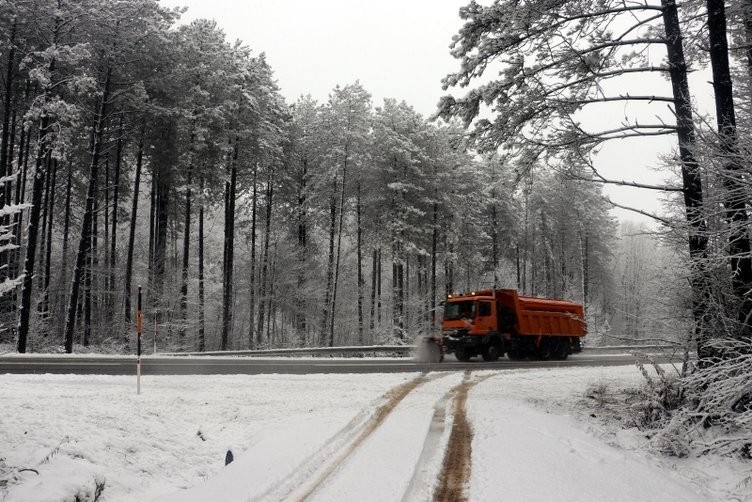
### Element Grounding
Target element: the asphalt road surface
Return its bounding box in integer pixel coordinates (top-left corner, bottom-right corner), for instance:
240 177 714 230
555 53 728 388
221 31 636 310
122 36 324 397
0 353 672 375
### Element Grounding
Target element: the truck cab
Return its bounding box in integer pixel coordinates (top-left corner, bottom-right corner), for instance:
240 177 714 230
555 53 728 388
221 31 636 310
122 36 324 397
442 293 505 361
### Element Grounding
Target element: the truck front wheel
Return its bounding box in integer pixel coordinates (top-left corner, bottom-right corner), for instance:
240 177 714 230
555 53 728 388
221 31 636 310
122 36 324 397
455 347 472 362
482 341 502 362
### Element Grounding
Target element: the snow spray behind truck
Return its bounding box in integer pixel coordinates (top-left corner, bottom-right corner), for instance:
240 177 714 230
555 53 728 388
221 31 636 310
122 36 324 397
439 289 586 362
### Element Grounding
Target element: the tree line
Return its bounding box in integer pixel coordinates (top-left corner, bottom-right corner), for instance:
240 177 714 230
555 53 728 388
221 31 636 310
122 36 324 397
437 0 752 455
0 0 624 353
438 0 752 357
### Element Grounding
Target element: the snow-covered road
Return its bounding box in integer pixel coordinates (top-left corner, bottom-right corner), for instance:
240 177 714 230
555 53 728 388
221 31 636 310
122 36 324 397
1 366 747 501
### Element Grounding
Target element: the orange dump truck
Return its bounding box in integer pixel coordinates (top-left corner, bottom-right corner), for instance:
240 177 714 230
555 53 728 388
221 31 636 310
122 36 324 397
440 289 586 361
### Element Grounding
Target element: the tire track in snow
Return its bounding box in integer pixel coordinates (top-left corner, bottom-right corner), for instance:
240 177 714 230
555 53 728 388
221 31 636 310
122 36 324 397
277 372 440 502
400 379 454 502
433 371 498 502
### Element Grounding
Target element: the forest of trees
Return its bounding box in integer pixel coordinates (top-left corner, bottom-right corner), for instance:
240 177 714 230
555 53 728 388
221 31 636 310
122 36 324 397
434 0 752 456
438 0 752 357
0 0 633 354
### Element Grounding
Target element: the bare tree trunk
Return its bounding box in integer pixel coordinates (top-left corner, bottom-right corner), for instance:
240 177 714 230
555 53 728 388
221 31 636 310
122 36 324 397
124 127 144 324
63 60 112 353
109 117 123 322
58 162 72 327
0 19 17 212
320 182 336 344
431 203 437 331
38 153 52 292
661 0 710 356
256 167 274 344
197 178 205 351
296 159 307 345
103 156 109 310
17 119 49 352
41 159 56 315
377 247 382 328
221 139 239 350
369 247 377 340
357 182 364 344
147 171 155 297
180 168 191 339
248 162 257 347
706 0 752 329
330 155 348 346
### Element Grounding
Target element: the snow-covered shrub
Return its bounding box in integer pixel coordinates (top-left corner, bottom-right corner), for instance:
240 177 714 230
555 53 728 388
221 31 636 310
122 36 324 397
628 353 683 429
670 337 752 458
584 381 617 408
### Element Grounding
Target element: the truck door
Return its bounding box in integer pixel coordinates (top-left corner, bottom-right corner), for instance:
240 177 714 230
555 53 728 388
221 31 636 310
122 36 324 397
476 301 495 334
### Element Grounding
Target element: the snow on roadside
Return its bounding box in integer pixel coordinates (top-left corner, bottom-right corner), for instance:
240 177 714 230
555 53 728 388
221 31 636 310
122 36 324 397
2 365 749 502
0 372 414 501
468 366 748 502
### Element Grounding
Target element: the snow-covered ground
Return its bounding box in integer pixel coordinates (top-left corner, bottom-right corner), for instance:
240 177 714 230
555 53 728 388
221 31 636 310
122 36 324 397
1 364 749 501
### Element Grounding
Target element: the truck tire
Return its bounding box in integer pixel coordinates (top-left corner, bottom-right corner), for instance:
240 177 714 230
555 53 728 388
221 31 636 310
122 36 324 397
507 347 525 360
553 338 569 360
537 337 553 361
455 348 472 362
482 341 502 362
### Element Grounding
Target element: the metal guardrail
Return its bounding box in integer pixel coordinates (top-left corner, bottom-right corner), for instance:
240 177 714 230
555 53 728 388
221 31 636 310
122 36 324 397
164 344 677 358
165 345 413 357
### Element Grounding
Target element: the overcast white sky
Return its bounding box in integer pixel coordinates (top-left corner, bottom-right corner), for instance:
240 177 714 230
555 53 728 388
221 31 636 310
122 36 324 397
158 0 721 228
159 0 467 117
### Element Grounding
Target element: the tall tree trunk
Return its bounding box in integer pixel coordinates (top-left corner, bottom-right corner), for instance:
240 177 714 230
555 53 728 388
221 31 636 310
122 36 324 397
124 127 144 324
221 140 238 350
431 203 438 330
147 171 155 297
256 167 274 344
369 247 377 339
491 200 499 289
16 120 49 352
661 0 710 356
88 169 99 344
16 27 60 351
12 102 32 282
248 162 258 347
296 159 307 345
377 247 382 327
38 153 52 291
41 159 56 315
320 182 336 344
706 0 752 329
103 156 109 308
0 20 17 212
357 182 364 344
180 169 191 339
58 162 72 327
154 165 169 307
330 155 348 346
198 181 205 351
63 59 112 353
109 117 123 322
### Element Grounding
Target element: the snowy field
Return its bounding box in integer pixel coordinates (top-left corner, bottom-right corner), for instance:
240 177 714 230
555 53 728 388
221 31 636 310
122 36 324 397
1 364 749 501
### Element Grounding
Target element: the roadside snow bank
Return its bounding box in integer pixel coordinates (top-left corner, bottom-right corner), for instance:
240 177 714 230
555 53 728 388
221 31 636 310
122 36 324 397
0 373 413 501
468 367 743 502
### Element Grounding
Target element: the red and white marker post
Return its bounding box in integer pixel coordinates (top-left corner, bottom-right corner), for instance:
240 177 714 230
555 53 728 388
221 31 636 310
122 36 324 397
137 286 142 395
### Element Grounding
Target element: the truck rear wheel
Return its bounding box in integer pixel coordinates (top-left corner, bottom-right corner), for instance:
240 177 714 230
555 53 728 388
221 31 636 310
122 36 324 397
553 338 569 360
537 337 553 361
482 341 502 362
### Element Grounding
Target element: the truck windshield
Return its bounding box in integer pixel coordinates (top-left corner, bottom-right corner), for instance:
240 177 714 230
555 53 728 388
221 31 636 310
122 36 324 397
443 301 476 320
